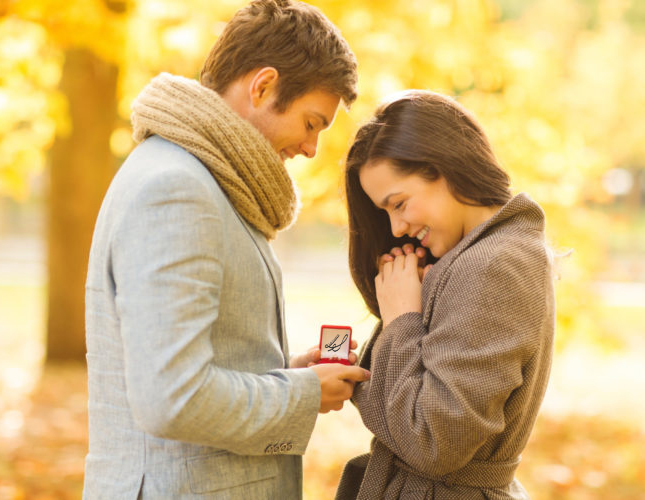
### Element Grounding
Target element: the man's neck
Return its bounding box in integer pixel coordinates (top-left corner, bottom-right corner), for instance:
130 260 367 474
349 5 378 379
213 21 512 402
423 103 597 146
218 76 253 120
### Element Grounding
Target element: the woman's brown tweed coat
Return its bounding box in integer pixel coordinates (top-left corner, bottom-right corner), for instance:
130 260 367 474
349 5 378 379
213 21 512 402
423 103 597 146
336 194 555 499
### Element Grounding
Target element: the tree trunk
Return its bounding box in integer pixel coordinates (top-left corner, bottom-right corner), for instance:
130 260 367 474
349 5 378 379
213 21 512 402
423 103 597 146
47 49 118 361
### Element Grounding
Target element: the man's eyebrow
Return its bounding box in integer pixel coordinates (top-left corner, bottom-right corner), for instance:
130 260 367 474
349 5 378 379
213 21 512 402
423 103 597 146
312 112 329 128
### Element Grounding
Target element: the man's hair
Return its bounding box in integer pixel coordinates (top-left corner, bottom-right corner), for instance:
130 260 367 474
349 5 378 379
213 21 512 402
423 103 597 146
200 0 357 112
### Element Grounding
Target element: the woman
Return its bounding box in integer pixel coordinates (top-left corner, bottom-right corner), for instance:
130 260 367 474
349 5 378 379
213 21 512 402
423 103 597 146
336 90 554 499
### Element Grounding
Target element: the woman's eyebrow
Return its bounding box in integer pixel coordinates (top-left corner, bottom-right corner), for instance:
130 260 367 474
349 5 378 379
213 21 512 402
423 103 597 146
379 192 402 208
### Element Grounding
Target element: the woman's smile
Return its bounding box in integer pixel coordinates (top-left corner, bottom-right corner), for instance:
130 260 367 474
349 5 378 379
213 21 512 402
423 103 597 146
416 226 430 246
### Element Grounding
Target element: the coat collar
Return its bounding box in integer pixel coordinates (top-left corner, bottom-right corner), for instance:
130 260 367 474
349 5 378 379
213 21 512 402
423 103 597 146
421 192 545 326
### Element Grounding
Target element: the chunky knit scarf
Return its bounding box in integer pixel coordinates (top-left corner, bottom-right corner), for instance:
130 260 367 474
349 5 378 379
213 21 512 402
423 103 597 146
130 72 299 240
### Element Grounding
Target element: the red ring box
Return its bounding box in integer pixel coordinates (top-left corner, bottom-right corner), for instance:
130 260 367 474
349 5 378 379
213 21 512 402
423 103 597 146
318 324 352 365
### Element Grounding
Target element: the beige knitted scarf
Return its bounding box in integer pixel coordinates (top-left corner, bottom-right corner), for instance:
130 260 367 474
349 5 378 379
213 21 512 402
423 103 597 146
131 72 299 240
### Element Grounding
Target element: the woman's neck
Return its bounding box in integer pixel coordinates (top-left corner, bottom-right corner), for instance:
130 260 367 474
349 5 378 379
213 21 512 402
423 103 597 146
464 204 503 236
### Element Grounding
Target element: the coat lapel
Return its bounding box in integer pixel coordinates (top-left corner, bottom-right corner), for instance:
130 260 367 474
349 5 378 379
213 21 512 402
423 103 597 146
358 321 383 371
420 220 486 327
421 193 540 327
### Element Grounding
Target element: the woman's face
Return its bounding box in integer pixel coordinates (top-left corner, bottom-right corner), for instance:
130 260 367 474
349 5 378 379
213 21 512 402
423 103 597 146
358 159 469 258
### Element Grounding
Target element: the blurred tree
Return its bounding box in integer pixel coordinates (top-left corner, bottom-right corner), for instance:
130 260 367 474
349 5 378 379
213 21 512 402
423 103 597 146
304 0 645 350
47 49 118 360
4 0 128 360
1 0 644 357
1 0 243 360
0 16 63 201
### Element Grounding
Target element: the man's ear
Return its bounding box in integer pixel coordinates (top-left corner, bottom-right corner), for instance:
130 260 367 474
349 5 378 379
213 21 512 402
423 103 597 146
249 67 279 107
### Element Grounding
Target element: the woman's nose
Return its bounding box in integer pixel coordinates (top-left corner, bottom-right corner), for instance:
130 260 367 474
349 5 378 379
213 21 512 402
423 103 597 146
390 215 408 238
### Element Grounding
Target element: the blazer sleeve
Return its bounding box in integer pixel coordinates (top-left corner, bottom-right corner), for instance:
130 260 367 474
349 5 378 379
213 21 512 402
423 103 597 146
352 244 548 476
110 166 320 455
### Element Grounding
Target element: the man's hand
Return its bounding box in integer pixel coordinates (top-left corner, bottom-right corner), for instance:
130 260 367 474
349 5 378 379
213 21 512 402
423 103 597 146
290 339 359 368
310 363 370 413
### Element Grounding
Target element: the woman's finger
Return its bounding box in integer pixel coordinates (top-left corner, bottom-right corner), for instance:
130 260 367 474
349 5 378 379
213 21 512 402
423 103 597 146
392 253 408 272
377 253 394 273
404 252 420 275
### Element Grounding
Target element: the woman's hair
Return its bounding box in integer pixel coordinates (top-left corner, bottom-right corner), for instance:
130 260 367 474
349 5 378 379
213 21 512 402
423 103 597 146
200 0 357 112
346 90 513 317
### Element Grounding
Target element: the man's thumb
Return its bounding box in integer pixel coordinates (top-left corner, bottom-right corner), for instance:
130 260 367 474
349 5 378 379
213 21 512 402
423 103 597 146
342 366 371 382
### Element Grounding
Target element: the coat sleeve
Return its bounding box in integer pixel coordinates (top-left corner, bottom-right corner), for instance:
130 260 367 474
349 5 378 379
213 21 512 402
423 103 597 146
111 165 320 455
353 244 548 476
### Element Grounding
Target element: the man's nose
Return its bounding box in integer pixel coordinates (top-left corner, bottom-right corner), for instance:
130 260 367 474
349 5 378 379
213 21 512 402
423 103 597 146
300 133 318 158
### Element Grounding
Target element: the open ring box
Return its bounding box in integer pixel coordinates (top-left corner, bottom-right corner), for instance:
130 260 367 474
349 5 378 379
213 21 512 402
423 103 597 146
318 324 352 365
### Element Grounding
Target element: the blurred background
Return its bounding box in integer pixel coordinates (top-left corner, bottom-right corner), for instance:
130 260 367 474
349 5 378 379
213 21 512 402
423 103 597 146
0 0 644 498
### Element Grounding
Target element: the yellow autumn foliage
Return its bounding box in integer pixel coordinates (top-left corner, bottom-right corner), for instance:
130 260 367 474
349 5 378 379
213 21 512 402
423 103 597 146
1 0 644 348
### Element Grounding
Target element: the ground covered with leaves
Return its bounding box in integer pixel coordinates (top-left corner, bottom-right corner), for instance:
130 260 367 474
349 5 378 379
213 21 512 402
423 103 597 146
1 363 644 500
0 363 86 500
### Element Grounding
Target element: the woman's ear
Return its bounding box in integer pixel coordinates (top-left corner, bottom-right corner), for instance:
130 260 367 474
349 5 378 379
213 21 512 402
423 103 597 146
249 67 279 108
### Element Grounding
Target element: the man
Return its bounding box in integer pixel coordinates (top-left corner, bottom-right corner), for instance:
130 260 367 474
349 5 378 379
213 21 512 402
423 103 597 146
83 1 369 498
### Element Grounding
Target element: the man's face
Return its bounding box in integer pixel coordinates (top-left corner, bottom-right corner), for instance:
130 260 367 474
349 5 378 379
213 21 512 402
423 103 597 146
247 89 341 162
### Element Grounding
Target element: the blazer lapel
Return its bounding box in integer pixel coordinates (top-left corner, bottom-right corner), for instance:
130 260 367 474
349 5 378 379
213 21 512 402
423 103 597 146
230 210 288 357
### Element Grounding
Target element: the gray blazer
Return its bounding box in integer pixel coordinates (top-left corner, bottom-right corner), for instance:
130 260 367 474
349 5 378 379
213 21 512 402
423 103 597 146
84 135 321 499
337 194 554 499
